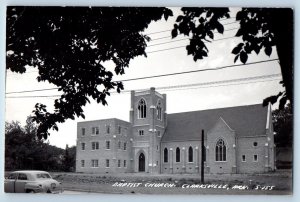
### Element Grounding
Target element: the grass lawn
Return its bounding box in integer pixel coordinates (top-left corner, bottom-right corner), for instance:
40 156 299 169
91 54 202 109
50 169 292 195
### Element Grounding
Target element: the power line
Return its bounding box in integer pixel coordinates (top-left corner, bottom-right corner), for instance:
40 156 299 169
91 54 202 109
147 35 238 54
6 59 279 94
115 59 279 82
150 27 239 41
7 58 279 95
159 78 280 93
5 74 281 99
6 87 59 94
148 35 236 48
6 28 241 77
145 20 239 35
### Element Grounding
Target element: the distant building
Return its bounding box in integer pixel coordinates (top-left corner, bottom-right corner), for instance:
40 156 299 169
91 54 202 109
76 87 275 174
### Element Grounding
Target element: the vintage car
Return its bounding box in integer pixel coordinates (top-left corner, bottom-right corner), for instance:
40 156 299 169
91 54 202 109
4 170 63 193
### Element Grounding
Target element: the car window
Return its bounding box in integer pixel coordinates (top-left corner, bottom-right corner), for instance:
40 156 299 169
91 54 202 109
17 173 28 180
36 173 51 179
7 173 17 180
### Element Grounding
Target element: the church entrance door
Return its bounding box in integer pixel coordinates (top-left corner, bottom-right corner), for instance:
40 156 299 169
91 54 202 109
138 153 145 172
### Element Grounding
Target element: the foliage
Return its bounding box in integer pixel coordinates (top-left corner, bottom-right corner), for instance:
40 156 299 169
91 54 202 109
62 144 76 172
172 8 293 109
272 103 293 147
6 7 173 139
5 118 67 171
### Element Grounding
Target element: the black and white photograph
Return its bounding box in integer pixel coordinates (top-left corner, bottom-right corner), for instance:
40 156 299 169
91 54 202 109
4 6 293 195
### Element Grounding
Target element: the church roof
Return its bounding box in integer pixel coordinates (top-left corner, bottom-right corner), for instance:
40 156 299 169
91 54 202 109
161 104 269 142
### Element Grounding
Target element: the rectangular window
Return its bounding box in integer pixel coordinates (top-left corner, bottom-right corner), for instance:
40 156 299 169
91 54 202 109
81 160 85 167
156 161 158 167
81 128 85 136
124 160 127 167
81 143 85 150
18 173 28 180
118 126 121 134
254 155 258 162
139 130 144 136
118 141 121 149
242 155 246 162
91 159 99 168
124 142 127 150
92 142 99 150
92 127 99 135
106 125 110 134
118 159 121 168
106 159 110 168
157 131 161 137
106 140 110 150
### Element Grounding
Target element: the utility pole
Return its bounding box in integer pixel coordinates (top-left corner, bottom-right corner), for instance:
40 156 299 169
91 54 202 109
201 129 205 183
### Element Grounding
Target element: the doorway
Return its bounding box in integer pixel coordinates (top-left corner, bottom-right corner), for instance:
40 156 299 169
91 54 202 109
138 153 145 172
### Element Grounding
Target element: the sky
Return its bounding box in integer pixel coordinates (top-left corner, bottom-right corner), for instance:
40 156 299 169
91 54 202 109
5 7 284 149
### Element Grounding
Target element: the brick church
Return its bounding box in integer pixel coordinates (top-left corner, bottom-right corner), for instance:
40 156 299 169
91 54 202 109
76 87 275 174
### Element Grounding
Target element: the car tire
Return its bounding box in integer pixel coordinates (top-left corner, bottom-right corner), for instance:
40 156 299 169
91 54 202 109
27 190 35 193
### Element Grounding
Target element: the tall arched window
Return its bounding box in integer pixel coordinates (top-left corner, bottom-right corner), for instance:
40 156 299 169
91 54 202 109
164 148 168 163
156 101 162 120
215 139 226 161
138 99 147 118
176 147 180 162
188 146 193 162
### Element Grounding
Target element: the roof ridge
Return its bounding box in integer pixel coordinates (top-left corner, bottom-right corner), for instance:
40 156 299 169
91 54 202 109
168 103 264 116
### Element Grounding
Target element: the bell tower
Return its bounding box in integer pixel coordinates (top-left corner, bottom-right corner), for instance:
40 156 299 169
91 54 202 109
130 87 167 173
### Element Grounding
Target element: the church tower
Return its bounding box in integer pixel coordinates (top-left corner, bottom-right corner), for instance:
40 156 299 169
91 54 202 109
130 87 167 173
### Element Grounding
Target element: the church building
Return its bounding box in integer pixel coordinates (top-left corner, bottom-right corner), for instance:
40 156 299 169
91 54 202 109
76 87 275 174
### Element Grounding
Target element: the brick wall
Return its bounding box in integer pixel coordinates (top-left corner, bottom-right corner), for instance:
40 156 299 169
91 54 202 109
76 119 133 173
161 141 203 174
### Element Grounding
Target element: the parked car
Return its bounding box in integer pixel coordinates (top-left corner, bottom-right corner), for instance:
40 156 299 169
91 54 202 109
4 170 63 193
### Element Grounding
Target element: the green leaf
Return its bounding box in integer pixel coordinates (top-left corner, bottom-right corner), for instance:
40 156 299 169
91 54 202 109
265 46 272 56
232 45 243 54
216 22 224 34
234 54 239 63
171 29 178 38
176 15 184 22
240 51 248 64
235 29 243 37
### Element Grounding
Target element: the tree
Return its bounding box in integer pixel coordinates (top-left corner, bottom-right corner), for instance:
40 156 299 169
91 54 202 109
171 8 293 110
62 144 76 172
272 103 293 147
6 7 173 139
5 118 65 171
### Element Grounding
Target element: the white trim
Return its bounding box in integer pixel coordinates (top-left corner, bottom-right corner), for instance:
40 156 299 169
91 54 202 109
133 124 150 127
266 103 271 129
219 117 234 131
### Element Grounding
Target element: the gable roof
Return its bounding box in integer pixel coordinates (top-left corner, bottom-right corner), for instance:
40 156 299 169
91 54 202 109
161 104 268 142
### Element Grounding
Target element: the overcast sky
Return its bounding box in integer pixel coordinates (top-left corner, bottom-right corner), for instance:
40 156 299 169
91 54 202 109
5 7 284 149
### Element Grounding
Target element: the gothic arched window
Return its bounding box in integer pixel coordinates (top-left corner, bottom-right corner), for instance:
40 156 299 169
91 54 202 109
164 148 168 163
188 146 193 162
176 147 180 162
156 101 162 120
215 139 226 161
138 99 147 119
